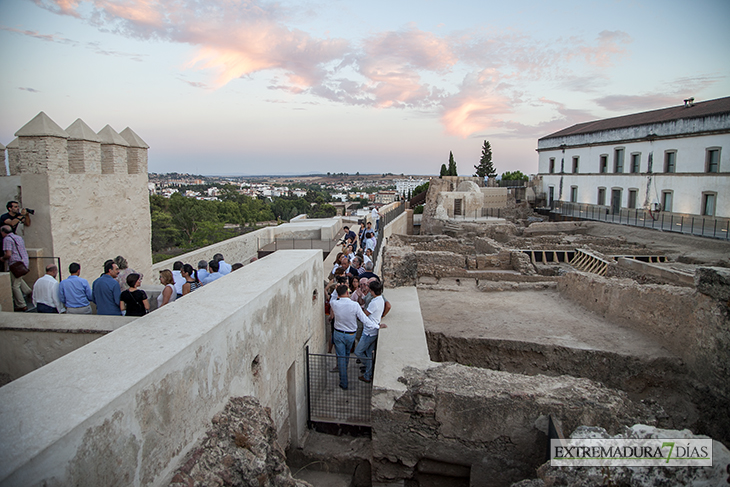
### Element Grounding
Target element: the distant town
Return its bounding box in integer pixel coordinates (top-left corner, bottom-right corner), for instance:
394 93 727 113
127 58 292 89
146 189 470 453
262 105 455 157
148 172 431 205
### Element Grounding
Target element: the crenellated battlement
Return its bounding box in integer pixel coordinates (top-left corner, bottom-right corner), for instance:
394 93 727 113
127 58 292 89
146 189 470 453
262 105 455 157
3 112 148 177
0 111 153 290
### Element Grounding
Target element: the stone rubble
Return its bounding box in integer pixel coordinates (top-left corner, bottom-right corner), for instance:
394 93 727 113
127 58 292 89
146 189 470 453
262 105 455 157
517 424 730 487
169 396 310 487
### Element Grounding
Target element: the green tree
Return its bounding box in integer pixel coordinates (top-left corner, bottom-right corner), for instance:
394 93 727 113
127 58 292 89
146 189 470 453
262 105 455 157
447 151 458 176
474 140 497 178
440 164 448 177
412 182 429 197
309 203 337 218
167 193 209 245
501 170 528 181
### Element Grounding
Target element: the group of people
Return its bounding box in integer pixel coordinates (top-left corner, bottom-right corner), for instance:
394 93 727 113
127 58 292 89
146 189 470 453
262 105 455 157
26 250 246 316
325 219 391 390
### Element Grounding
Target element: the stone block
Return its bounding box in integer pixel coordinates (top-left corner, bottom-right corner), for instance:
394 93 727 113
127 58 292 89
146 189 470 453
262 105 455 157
523 221 588 237
67 140 101 174
694 266 730 302
100 145 128 174
372 364 651 486
18 137 69 175
415 251 465 277
536 424 730 487
170 396 309 487
474 236 501 254
510 251 536 275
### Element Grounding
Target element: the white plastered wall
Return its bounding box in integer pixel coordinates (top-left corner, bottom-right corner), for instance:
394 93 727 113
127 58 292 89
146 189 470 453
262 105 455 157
0 250 325 487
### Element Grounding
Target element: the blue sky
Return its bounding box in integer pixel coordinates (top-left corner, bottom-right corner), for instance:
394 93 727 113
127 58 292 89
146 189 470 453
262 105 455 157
1 0 728 176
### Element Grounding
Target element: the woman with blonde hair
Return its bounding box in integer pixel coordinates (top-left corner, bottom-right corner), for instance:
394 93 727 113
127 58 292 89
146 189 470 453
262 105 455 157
157 269 177 308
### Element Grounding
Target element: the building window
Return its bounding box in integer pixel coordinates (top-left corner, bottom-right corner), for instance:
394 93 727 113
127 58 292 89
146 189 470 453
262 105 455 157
630 153 641 173
702 192 717 216
597 187 606 206
614 148 624 173
706 148 720 173
628 189 638 209
662 191 673 212
664 151 676 173
611 188 622 213
572 156 579 173
600 155 608 173
549 158 555 174
570 186 578 203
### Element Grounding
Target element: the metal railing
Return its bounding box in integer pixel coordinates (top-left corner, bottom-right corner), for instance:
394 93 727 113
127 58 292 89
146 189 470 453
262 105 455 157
552 201 730 240
306 347 373 427
407 190 427 208
373 203 405 266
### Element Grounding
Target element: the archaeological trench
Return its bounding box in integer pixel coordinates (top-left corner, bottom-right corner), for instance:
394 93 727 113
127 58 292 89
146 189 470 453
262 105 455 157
165 212 730 486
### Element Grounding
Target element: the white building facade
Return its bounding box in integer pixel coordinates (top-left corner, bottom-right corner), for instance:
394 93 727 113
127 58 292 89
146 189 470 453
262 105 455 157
395 178 428 197
537 97 730 218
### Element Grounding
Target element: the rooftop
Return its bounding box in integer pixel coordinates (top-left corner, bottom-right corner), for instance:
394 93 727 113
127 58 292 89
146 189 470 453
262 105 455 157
540 96 730 140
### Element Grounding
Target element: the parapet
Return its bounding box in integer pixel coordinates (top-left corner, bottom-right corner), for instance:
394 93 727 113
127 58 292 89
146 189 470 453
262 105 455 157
4 112 148 177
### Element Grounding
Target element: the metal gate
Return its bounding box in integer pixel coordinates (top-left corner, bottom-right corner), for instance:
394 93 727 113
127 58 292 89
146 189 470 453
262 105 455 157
306 347 372 426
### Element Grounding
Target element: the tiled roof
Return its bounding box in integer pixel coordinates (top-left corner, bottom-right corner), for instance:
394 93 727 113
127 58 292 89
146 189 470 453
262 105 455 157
540 96 730 140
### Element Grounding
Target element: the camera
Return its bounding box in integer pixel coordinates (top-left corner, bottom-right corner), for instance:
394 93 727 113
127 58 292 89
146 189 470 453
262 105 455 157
25 208 35 215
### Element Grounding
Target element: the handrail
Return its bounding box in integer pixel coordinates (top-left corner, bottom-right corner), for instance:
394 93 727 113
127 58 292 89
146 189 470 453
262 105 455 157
550 201 729 240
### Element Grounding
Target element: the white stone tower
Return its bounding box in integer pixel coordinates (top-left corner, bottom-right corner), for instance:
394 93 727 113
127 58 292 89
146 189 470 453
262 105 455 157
2 111 153 282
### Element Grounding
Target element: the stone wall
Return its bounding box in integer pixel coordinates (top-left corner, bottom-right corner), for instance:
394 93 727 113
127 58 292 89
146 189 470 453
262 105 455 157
0 250 324 486
370 287 652 487
0 312 136 385
152 217 342 274
373 364 651 487
557 271 730 443
382 234 536 286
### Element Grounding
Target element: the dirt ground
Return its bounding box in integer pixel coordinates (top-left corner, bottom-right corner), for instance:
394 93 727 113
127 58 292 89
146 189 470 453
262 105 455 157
418 288 675 359
581 221 730 265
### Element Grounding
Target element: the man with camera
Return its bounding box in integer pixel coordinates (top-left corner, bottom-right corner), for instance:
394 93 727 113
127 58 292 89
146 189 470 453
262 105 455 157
1 201 32 234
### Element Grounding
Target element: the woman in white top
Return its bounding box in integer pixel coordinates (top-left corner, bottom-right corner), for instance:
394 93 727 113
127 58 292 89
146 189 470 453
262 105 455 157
157 269 177 308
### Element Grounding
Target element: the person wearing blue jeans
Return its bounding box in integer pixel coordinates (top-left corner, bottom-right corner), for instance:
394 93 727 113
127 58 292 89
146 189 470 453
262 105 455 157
354 280 390 382
330 283 374 390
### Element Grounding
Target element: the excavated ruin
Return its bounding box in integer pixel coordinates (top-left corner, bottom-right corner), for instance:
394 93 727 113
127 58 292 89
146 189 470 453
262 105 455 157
170 218 729 487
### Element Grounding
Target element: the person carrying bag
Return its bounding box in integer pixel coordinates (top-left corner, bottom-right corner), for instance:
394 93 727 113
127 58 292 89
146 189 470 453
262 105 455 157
1 226 31 310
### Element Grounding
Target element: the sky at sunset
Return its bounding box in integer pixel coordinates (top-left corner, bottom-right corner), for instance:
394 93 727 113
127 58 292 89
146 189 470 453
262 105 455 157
1 0 728 176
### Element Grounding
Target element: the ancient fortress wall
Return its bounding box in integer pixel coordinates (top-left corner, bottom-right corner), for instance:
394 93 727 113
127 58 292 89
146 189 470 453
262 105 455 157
0 312 136 385
0 112 153 283
557 272 730 395
152 217 341 273
0 250 324 487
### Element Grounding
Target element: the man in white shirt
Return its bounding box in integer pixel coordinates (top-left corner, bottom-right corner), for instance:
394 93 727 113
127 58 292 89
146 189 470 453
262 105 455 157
329 284 375 390
33 264 65 313
371 207 381 232
355 280 389 383
215 253 232 275
172 261 185 298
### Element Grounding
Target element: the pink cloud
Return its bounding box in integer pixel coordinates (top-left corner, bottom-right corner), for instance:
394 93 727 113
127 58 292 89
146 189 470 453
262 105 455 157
39 0 349 89
579 30 631 67
32 0 83 18
440 70 514 137
31 1 639 140
353 27 457 108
